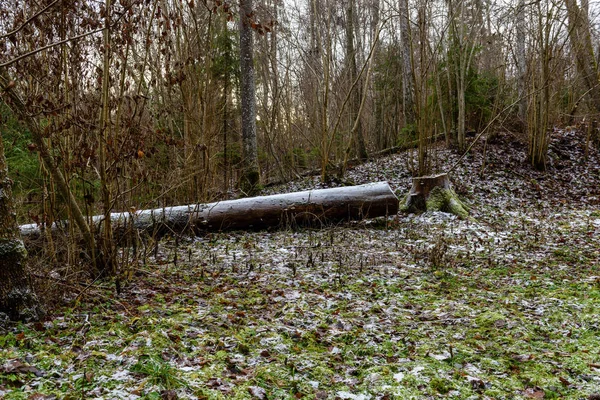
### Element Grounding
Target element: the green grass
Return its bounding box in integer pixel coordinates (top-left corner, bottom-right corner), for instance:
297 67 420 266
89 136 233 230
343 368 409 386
1 205 600 399
131 356 185 390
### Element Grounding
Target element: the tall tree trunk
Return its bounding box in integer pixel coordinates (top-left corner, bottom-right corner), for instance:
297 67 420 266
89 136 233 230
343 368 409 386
416 3 429 176
97 0 115 276
454 0 466 151
527 0 551 170
399 0 415 126
371 0 385 149
346 0 368 160
565 0 600 114
449 0 480 151
239 0 260 194
318 0 333 181
456 64 466 150
0 133 39 322
516 0 527 122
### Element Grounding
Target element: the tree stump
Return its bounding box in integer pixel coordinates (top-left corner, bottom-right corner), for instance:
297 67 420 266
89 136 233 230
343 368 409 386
401 173 470 219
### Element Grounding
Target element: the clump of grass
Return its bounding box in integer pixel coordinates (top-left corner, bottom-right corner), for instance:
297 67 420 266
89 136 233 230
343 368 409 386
430 377 454 394
130 355 184 390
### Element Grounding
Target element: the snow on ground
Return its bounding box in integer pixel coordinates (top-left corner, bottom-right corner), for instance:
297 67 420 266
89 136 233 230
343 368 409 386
1 129 600 399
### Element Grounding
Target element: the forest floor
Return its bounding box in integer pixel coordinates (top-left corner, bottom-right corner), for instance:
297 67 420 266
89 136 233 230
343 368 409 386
1 129 600 399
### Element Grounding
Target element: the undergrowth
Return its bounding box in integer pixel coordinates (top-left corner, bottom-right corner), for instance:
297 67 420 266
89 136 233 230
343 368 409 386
1 129 599 399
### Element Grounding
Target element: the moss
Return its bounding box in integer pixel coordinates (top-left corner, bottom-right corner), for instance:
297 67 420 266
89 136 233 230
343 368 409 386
0 238 41 322
430 377 454 394
399 193 409 212
475 311 506 328
425 186 470 219
239 169 261 196
0 238 27 258
402 193 426 214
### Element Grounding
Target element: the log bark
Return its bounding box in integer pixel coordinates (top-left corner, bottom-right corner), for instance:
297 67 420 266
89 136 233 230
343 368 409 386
20 182 399 239
401 173 469 219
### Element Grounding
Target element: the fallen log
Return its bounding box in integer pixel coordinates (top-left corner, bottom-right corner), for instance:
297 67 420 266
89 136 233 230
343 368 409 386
20 182 399 239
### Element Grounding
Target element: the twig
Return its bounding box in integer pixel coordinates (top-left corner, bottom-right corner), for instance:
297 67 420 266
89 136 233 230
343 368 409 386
0 0 61 40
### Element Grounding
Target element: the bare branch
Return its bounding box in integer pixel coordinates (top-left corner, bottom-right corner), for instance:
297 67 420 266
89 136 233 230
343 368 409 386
0 0 135 68
0 26 105 68
0 0 61 40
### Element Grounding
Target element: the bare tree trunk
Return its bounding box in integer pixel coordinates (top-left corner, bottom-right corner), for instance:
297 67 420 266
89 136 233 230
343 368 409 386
527 0 551 170
456 64 466 150
450 0 480 151
565 0 600 114
319 0 333 181
239 0 260 194
399 0 415 126
0 133 39 322
97 0 115 276
414 2 431 176
269 0 287 181
515 0 527 121
346 0 369 160
370 0 385 150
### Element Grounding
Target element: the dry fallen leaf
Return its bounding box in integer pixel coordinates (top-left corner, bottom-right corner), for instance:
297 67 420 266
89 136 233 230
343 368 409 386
248 386 267 399
559 376 571 386
524 387 545 399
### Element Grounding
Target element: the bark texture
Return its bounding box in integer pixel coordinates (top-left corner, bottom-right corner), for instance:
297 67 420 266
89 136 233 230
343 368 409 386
565 0 600 113
527 1 551 170
346 0 368 160
21 182 399 238
239 0 260 194
398 0 415 126
515 0 527 121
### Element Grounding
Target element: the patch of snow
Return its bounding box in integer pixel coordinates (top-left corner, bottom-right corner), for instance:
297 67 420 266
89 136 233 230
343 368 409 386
106 353 123 362
98 388 140 399
464 364 483 375
273 343 289 353
285 290 301 300
336 391 371 400
111 369 132 380
260 336 281 346
393 372 405 382
430 351 452 361
411 366 425 375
